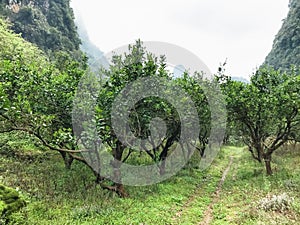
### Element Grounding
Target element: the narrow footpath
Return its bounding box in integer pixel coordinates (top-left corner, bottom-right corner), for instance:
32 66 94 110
199 156 233 225
172 156 234 225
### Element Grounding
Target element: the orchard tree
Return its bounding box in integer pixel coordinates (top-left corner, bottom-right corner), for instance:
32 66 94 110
175 72 212 157
74 40 213 196
90 41 201 195
218 67 300 175
0 19 86 168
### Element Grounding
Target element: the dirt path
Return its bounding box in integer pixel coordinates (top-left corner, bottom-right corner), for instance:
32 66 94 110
199 156 233 225
172 156 234 224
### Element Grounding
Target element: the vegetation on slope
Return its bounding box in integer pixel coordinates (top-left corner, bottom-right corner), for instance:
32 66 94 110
0 0 81 55
264 0 300 70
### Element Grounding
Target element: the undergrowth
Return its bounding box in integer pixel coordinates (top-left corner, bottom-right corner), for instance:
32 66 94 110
0 133 299 224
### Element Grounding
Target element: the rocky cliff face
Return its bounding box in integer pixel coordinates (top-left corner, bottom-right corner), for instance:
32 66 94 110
0 0 81 54
264 0 300 70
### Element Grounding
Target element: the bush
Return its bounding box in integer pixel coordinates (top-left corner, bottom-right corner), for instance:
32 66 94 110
257 192 294 212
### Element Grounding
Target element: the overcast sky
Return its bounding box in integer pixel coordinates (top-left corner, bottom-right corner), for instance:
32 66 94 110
71 0 289 79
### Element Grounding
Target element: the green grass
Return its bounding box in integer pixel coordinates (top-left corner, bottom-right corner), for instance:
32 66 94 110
0 136 215 224
211 145 300 225
1 135 300 224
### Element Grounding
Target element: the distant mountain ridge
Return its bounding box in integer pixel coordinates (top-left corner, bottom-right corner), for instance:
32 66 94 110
231 76 249 83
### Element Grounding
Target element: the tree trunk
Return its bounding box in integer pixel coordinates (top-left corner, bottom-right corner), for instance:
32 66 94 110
111 140 128 197
159 137 174 175
264 154 272 175
59 151 74 169
95 173 104 184
159 150 168 175
65 154 74 169
256 143 263 163
160 160 166 175
115 183 128 198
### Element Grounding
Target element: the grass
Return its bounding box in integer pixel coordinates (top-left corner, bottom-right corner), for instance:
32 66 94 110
0 134 218 224
211 144 300 225
0 134 300 224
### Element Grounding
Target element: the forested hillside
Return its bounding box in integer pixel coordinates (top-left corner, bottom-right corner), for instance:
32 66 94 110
0 0 81 55
264 0 300 70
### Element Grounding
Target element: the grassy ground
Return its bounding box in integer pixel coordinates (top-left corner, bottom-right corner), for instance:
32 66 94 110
0 135 299 224
211 145 300 225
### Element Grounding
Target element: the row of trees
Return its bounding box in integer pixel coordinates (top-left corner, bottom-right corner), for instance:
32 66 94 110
0 19 299 195
0 23 213 196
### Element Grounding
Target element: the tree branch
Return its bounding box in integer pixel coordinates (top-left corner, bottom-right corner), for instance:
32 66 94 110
10 127 89 153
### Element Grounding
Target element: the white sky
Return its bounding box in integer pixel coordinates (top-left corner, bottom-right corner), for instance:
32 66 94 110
71 0 289 79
